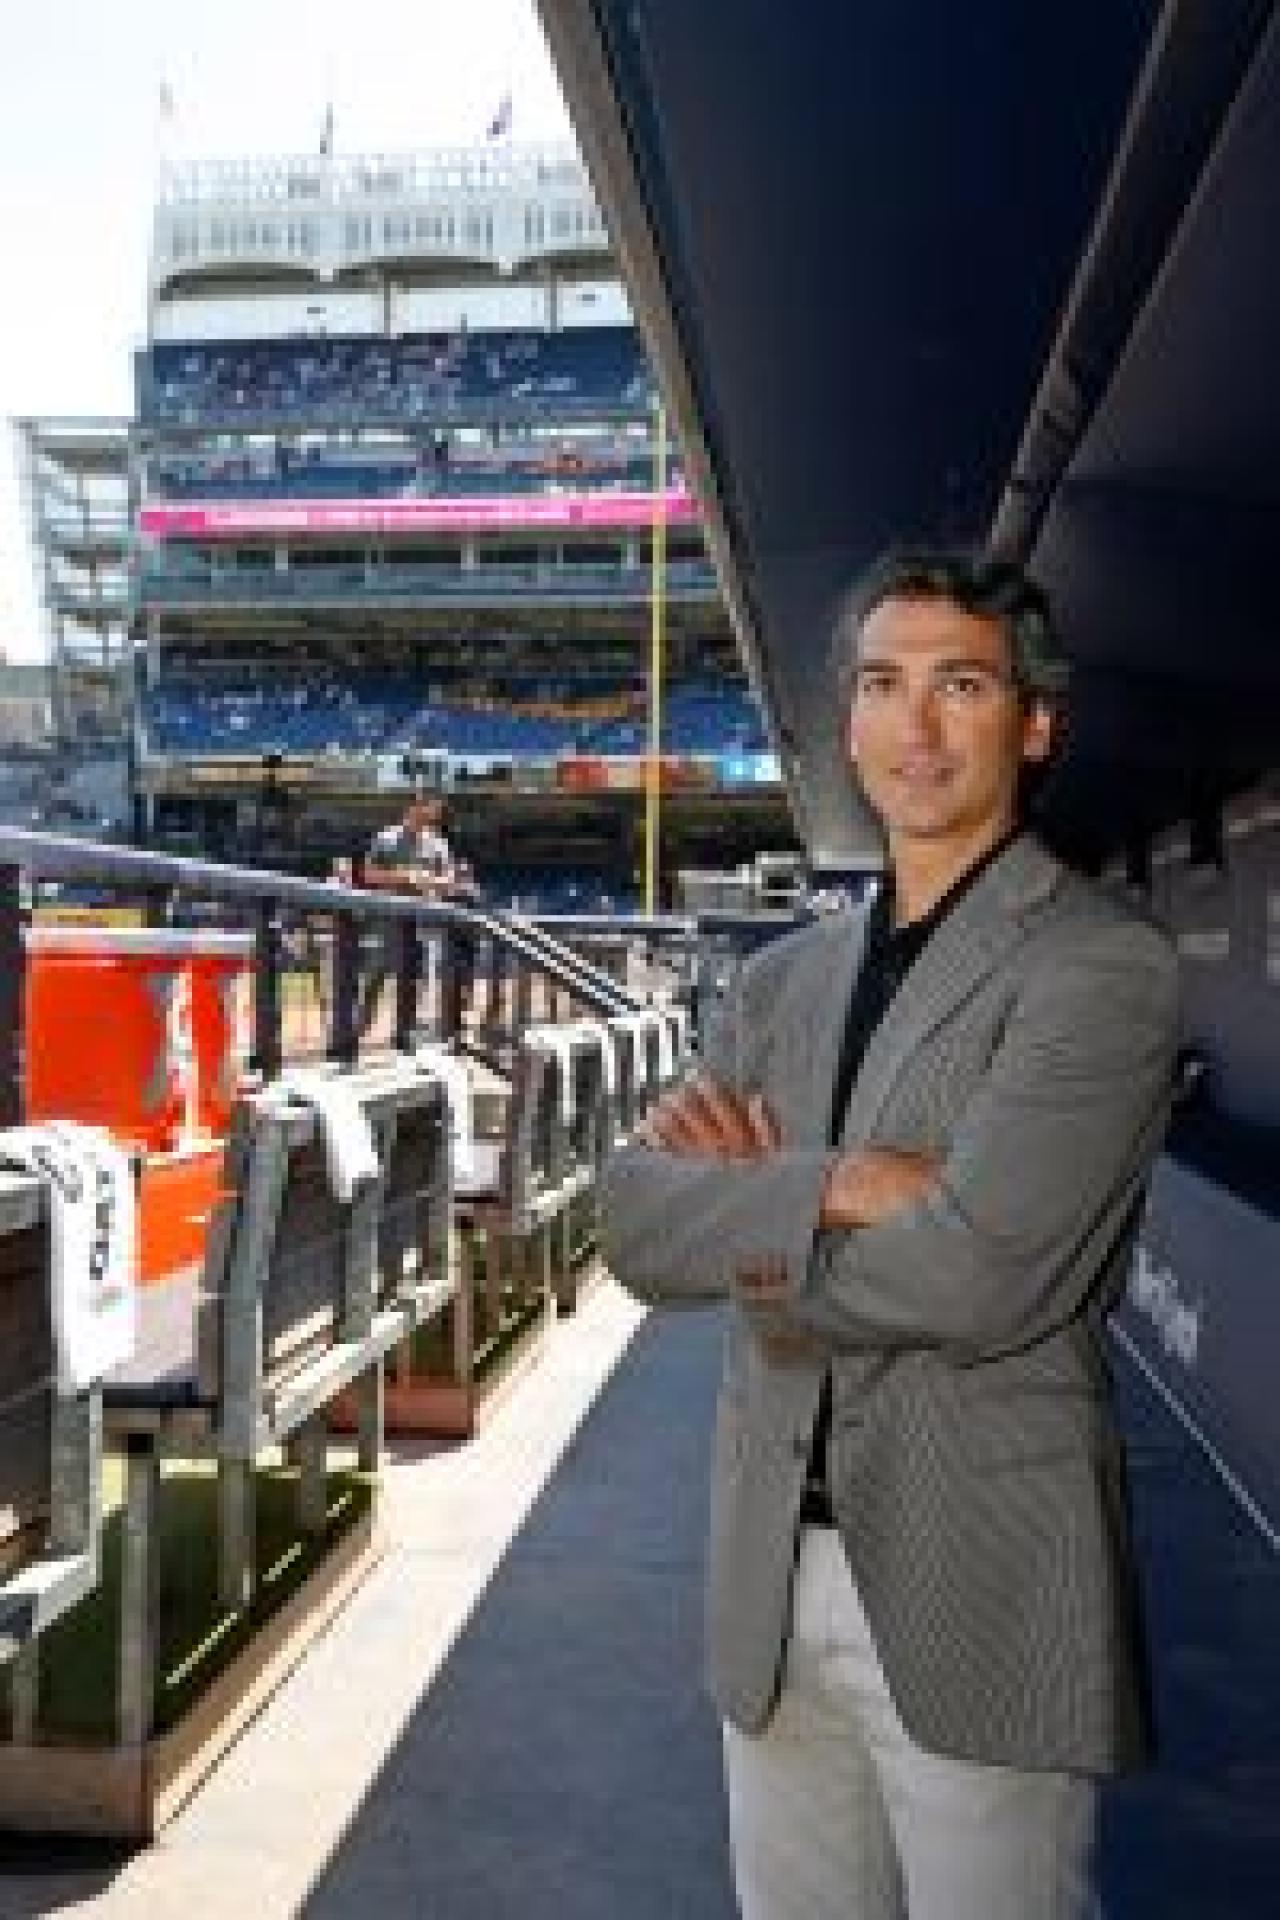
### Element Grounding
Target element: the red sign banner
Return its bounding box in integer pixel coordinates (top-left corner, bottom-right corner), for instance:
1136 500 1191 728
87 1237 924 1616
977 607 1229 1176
139 487 699 540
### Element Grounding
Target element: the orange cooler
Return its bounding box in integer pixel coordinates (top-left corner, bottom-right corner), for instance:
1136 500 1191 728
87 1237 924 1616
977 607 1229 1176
137 1144 229 1286
189 933 254 1137
24 926 199 1151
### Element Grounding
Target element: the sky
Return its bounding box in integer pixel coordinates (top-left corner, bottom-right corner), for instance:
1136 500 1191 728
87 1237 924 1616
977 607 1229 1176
0 0 577 663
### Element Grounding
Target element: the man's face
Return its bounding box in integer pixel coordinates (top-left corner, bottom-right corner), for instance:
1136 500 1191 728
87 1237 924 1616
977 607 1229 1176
843 594 1053 845
405 798 440 833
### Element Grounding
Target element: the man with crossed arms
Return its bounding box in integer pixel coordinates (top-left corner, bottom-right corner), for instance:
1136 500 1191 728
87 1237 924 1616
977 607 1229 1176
599 550 1179 1919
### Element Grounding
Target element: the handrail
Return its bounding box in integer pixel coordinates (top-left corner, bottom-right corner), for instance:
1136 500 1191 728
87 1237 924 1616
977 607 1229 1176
0 835 812 939
138 400 653 435
0 828 637 1019
528 907 813 940
137 562 717 598
0 833 814 1118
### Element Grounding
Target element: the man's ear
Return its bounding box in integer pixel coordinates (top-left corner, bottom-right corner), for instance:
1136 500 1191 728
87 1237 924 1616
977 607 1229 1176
1021 698 1055 764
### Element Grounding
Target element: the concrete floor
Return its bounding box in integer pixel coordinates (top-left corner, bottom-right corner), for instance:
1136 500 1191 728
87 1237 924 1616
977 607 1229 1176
0 1278 674 1917
2 1275 1278 1918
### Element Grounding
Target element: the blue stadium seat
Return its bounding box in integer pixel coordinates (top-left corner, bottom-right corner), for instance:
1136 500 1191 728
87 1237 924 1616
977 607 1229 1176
139 328 654 429
142 670 766 760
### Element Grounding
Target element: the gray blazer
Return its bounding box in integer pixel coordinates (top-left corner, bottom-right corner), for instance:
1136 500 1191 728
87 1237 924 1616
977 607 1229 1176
599 832 1180 1774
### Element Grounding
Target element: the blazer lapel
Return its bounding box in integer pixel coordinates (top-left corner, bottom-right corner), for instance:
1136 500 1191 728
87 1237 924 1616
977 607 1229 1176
783 904 871 1148
837 833 1065 1147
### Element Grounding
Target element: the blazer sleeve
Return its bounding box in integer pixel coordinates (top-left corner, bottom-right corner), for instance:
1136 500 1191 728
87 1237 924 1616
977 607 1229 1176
783 922 1181 1360
597 940 834 1307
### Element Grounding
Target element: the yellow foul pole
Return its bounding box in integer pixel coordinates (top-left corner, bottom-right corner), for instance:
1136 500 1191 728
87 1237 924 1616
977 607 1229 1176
645 400 667 914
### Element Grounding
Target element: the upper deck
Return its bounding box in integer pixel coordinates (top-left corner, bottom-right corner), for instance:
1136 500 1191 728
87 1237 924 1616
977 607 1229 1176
151 144 613 295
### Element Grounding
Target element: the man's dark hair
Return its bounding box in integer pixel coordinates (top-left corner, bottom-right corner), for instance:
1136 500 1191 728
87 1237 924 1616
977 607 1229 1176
829 547 1070 718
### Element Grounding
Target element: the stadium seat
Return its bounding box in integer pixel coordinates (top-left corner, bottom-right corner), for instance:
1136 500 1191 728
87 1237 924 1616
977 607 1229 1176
140 327 654 429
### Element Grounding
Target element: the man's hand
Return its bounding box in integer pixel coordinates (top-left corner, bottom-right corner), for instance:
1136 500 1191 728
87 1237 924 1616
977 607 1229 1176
636 1074 780 1162
359 864 429 895
818 1147 942 1229
732 1148 943 1348
634 1088 942 1340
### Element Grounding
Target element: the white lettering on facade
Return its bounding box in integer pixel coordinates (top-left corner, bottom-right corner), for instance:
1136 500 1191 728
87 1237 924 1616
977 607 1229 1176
1129 1243 1202 1370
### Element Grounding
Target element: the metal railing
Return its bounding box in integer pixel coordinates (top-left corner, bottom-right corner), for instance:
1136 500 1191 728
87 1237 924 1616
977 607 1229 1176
137 558 718 605
139 398 655 433
0 825 817 1122
0 828 652 1124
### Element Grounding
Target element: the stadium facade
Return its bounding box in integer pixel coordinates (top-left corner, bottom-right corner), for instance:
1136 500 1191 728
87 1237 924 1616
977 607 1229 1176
16 421 129 742
21 141 797 905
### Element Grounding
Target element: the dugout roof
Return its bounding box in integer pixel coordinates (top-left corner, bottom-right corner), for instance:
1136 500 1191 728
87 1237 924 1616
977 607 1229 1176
539 0 1280 868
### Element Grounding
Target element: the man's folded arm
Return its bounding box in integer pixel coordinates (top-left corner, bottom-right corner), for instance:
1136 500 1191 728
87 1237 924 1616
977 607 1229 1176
597 950 829 1306
783 929 1180 1361
598 1136 831 1307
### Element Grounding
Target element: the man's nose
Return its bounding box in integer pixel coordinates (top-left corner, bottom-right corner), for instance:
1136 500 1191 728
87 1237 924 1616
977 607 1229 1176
899 686 943 741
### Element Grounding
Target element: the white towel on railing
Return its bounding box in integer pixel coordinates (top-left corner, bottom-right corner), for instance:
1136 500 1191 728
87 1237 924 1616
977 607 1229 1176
0 1122 136 1391
649 1009 676 1084
412 1043 476 1182
620 1008 671 1085
560 1017 617 1097
522 1025 579 1125
659 1002 691 1066
270 1068 379 1203
609 1011 649 1089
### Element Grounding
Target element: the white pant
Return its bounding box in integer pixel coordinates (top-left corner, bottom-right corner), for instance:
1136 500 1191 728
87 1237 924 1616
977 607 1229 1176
723 1527 1101 1920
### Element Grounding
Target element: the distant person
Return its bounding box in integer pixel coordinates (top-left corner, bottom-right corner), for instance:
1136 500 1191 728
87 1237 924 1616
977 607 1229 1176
252 754 292 866
600 548 1180 1920
356 793 479 1038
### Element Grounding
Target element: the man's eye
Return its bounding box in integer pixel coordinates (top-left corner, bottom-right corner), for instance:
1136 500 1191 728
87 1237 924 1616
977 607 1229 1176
940 673 988 697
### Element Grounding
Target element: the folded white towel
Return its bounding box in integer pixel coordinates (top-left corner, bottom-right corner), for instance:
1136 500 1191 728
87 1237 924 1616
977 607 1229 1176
649 1010 676 1085
522 1025 579 1125
657 1002 691 1066
411 1043 476 1182
617 1009 671 1086
270 1069 380 1203
0 1123 137 1392
609 1012 650 1094
559 1017 617 1097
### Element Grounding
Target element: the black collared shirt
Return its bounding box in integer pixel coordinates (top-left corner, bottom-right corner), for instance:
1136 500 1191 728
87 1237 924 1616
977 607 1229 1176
803 828 1020 1513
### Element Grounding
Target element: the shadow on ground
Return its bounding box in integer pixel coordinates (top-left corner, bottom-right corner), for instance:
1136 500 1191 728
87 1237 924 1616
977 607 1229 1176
304 1307 736 1920
3 1304 1276 1917
304 1311 1280 1920
0 1834 133 1917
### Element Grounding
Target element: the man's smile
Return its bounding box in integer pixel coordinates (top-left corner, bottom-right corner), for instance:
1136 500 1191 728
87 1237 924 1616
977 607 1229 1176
890 759 956 785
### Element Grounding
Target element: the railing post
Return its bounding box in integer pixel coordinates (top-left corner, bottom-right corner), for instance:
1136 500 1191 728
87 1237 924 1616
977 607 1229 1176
328 912 360 1064
0 863 23 1127
514 959 533 1043
440 920 465 1043
481 933 501 1035
141 882 175 928
394 918 421 1052
252 899 284 1081
118 1433 160 1749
